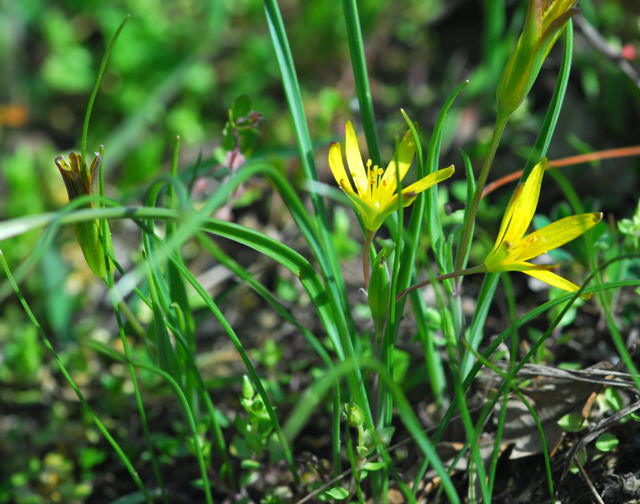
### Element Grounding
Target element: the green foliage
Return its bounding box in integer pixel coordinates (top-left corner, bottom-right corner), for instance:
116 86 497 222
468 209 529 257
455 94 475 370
223 95 263 156
0 0 639 502
595 433 619 452
0 309 42 383
618 199 640 252
235 375 275 458
558 412 587 432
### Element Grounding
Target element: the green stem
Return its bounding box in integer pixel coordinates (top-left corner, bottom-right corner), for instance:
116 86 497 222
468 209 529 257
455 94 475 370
363 229 374 287
454 113 509 273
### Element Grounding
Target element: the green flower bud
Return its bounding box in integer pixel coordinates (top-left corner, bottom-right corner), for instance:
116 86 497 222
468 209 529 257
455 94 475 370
344 403 365 428
242 374 255 400
497 0 578 118
55 149 106 279
368 251 390 332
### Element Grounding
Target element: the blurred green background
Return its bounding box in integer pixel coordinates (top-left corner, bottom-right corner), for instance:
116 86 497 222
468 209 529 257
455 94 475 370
1 0 639 501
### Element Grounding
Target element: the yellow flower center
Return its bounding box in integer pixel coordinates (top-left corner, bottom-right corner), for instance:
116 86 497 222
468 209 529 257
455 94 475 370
365 159 386 197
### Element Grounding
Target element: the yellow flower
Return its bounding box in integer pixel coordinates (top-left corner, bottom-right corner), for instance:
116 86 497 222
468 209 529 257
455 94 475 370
329 121 454 232
484 160 602 294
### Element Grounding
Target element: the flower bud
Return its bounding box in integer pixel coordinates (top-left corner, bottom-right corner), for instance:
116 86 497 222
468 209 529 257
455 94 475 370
242 374 255 400
497 0 578 118
55 149 106 278
367 251 391 332
344 403 365 428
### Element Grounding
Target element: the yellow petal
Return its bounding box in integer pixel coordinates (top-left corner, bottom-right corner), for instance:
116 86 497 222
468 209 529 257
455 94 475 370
383 165 455 212
500 160 545 245
379 129 416 197
521 267 584 294
345 121 368 196
328 142 354 194
502 260 557 272
511 212 603 262
492 184 522 253
401 165 455 196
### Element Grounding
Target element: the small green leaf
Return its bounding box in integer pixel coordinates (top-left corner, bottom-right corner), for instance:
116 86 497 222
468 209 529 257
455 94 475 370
361 461 385 471
568 447 587 474
628 412 640 423
595 433 618 452
109 489 163 504
604 387 623 410
79 447 107 470
558 413 587 432
238 128 260 153
368 252 391 333
240 459 261 470
378 426 395 446
232 95 252 121
324 487 350 500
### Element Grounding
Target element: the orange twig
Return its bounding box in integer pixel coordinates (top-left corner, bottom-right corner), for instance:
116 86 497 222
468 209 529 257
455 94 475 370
481 145 640 198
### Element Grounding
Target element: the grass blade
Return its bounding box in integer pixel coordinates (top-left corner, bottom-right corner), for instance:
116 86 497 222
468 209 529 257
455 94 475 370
81 15 129 163
522 21 574 180
341 0 381 164
0 251 153 504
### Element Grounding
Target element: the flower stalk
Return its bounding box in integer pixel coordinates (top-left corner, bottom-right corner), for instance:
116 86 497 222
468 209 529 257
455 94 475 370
454 113 508 272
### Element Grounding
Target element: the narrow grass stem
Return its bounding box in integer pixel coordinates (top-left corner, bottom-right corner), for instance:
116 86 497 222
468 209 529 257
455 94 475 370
342 0 382 164
125 361 214 504
97 127 165 500
81 15 129 166
111 291 168 503
454 113 508 273
344 425 366 504
396 265 486 301
101 214 166 501
117 299 146 337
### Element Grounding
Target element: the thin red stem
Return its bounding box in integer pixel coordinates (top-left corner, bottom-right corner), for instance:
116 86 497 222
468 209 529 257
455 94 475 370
482 144 640 198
